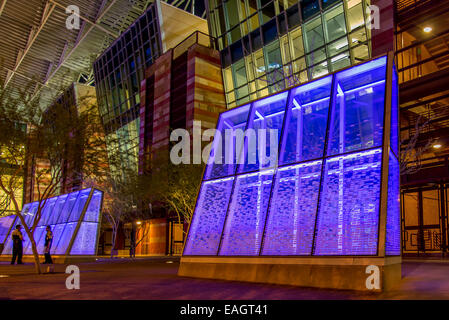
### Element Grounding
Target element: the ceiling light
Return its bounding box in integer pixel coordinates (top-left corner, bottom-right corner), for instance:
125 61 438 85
424 27 432 33
433 144 442 149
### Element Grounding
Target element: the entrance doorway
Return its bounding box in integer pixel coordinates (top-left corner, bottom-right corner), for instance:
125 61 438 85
402 184 449 255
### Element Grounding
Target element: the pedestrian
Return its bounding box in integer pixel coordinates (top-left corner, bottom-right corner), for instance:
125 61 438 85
43 225 53 264
11 225 24 265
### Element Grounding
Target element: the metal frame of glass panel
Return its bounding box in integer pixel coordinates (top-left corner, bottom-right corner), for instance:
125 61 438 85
183 53 400 257
0 188 103 257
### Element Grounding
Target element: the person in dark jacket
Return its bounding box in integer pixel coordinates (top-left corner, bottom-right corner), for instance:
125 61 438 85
11 225 24 265
43 225 53 264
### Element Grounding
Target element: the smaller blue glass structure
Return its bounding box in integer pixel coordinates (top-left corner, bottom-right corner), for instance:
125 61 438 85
184 55 400 257
0 188 103 257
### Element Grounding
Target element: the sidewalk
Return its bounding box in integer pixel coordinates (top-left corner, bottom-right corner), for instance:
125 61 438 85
1 259 449 299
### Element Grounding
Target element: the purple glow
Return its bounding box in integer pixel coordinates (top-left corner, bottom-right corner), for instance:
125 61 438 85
1 188 102 256
184 56 399 257
386 151 400 255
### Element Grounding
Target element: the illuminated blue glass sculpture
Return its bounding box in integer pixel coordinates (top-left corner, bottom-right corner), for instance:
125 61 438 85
0 188 103 257
184 55 400 258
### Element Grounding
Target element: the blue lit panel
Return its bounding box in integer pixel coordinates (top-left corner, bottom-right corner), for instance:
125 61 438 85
262 161 322 255
219 171 274 256
386 151 400 255
184 56 399 258
327 57 387 156
1 188 103 256
390 66 399 156
0 215 16 244
314 149 382 255
184 177 235 255
238 93 288 173
70 222 98 255
280 76 332 165
204 105 251 180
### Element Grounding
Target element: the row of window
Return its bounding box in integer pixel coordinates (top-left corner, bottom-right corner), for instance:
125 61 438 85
221 0 372 107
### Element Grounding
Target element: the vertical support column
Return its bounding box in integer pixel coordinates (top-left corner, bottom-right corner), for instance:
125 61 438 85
378 51 394 257
440 184 446 256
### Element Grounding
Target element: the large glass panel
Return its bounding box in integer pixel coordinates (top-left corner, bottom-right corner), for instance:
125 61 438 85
301 0 320 20
280 76 332 165
56 191 80 224
289 27 304 60
0 215 16 243
262 160 322 255
70 222 99 255
53 222 77 255
327 56 387 155
386 151 400 255
219 170 274 255
83 190 103 222
68 189 91 222
184 177 235 255
390 65 399 156
238 92 288 173
204 105 251 180
47 194 67 225
314 149 382 255
323 4 347 43
304 17 324 54
233 60 249 99
38 197 58 226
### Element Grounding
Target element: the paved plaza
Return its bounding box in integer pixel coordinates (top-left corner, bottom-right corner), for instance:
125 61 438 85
1 257 449 299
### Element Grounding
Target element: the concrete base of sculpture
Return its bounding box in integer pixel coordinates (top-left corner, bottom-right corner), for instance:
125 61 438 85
178 256 402 292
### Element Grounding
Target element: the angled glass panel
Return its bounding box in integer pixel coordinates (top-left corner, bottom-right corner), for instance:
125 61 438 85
70 222 98 255
184 177 235 255
68 189 91 222
219 170 274 256
280 76 332 165
390 65 399 157
238 92 288 173
52 222 77 255
1 217 21 254
34 226 47 254
24 202 38 227
386 150 401 256
47 195 67 225
0 215 16 244
314 149 382 255
327 57 387 156
204 105 251 180
38 197 58 226
56 191 80 224
262 160 322 255
83 190 103 222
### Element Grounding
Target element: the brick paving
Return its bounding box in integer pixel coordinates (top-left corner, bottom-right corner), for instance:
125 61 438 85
1 257 449 299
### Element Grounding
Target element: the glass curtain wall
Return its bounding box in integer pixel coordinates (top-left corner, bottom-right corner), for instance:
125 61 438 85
208 0 372 108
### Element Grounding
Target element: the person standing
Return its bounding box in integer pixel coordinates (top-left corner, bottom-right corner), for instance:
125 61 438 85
43 225 53 264
11 225 24 265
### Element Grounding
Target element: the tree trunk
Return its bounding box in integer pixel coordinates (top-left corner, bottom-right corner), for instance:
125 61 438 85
16 214 41 274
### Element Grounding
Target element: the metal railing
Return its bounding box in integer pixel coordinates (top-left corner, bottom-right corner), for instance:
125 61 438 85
396 0 433 13
172 31 217 60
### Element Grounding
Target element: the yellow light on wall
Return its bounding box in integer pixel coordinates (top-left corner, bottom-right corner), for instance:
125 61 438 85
433 144 442 149
424 27 433 33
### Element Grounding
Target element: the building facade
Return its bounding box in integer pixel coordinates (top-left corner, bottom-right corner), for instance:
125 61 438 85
93 0 209 176
395 0 449 256
206 0 374 108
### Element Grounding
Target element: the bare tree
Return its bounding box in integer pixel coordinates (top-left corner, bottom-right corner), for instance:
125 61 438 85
0 77 109 274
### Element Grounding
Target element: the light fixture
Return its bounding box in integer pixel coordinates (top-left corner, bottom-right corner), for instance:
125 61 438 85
433 144 442 149
424 27 432 33
136 221 142 225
